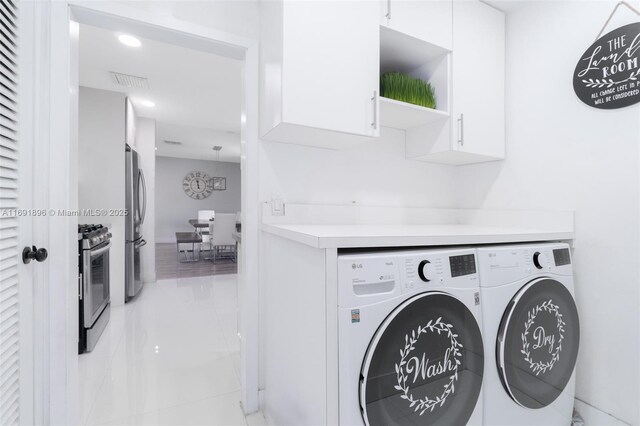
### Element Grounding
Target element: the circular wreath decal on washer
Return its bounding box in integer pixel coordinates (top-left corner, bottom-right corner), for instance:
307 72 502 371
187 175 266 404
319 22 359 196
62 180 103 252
360 292 484 426
497 279 580 409
395 318 463 414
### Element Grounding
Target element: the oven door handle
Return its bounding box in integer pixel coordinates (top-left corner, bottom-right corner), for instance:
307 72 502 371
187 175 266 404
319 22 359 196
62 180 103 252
90 242 112 257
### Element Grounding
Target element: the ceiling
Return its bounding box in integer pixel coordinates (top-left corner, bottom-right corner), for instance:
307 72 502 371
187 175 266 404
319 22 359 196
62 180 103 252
79 23 242 162
155 122 241 162
482 1 524 13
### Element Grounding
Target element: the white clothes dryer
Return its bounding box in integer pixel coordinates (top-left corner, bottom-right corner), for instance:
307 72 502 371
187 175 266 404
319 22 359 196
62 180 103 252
338 248 484 426
477 243 580 426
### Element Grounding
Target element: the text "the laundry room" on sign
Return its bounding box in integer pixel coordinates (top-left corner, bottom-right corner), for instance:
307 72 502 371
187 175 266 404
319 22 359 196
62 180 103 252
573 22 640 109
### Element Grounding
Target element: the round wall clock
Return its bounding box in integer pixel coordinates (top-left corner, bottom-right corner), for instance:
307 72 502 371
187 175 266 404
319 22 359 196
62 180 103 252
183 171 213 199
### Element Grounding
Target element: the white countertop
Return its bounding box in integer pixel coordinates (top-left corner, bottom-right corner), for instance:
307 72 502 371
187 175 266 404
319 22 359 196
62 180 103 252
261 223 574 249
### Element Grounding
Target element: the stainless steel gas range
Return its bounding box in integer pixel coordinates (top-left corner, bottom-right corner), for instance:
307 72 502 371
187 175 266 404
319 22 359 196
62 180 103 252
78 224 111 353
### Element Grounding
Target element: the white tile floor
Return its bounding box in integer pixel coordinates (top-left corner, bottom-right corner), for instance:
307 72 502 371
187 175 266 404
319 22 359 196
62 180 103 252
79 274 265 426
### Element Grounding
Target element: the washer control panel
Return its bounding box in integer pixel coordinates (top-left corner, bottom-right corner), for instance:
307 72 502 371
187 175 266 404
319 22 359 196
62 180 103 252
338 248 480 307
400 248 479 293
449 253 477 277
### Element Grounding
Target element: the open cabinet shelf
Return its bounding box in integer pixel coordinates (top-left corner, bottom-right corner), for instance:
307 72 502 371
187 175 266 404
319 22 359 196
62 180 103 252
379 24 451 129
379 97 449 130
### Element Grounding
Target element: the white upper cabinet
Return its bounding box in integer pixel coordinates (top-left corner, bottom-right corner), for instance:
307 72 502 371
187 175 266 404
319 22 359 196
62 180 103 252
406 0 505 165
260 1 380 149
381 0 453 50
451 0 505 162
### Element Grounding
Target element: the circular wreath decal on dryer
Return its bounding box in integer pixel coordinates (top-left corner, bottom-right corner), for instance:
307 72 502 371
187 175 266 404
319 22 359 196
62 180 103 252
497 278 580 409
395 317 462 416
520 299 566 376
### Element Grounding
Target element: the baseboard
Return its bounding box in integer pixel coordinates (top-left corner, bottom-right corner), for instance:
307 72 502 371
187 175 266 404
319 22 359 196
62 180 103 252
574 399 630 425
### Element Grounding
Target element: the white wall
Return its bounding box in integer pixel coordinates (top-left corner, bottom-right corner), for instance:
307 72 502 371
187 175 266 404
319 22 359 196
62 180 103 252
257 124 458 396
259 127 457 207
136 118 156 283
155 157 241 243
78 86 126 306
455 2 640 424
125 97 136 146
114 0 260 41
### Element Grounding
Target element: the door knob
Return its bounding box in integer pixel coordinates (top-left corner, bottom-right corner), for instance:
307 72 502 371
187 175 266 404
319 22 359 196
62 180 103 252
22 246 48 264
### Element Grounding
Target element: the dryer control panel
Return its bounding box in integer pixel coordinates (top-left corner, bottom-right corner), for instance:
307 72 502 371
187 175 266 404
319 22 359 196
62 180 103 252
476 242 573 288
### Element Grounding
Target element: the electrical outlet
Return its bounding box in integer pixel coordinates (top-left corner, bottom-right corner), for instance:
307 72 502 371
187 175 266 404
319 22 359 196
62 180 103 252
271 198 285 216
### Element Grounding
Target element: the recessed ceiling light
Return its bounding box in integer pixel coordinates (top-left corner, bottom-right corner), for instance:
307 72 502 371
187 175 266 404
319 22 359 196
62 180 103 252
154 147 158 151
140 100 155 108
118 34 141 48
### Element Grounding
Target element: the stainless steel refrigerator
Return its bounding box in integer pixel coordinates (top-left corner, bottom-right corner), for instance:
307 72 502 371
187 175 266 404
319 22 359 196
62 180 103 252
125 144 147 301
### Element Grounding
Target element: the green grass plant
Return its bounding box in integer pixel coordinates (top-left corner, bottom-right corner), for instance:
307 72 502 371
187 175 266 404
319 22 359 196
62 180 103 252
380 72 436 109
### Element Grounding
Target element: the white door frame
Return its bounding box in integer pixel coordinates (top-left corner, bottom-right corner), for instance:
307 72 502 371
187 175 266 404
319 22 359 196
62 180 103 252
17 1 37 424
40 2 261 423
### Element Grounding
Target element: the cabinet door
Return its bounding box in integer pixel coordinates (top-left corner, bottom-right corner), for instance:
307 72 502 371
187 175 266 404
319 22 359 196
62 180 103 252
452 0 505 159
382 0 453 50
282 1 380 137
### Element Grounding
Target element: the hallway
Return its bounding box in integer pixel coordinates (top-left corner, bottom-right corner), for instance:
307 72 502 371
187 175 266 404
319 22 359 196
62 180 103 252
78 275 262 425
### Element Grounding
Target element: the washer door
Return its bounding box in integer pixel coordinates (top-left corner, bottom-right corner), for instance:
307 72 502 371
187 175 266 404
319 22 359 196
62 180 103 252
497 278 580 409
360 291 484 426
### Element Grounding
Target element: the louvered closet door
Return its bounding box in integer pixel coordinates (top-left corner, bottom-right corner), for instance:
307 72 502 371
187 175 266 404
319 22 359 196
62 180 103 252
0 1 23 424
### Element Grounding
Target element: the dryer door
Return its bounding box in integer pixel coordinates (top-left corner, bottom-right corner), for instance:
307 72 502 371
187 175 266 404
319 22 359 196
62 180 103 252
497 278 580 409
360 291 484 426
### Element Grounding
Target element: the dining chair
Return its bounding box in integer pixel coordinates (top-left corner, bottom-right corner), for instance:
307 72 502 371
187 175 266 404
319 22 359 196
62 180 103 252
205 213 237 263
197 210 215 247
198 210 215 221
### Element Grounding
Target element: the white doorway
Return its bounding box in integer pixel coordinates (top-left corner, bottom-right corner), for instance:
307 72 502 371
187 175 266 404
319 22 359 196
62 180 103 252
23 3 260 424
75 21 249 424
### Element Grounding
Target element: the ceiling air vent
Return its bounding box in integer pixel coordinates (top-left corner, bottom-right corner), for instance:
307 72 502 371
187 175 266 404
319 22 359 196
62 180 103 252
164 140 182 146
109 71 150 89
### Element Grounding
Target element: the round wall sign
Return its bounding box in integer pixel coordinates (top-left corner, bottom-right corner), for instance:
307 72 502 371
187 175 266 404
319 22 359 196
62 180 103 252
183 171 213 200
573 23 640 109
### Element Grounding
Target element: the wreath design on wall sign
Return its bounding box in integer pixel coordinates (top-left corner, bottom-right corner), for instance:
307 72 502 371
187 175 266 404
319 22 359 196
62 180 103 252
520 299 566 376
394 317 463 416
582 69 640 88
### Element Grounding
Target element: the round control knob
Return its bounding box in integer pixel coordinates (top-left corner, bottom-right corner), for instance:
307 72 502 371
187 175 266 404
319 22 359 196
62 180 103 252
418 260 434 282
91 237 98 243
533 252 546 269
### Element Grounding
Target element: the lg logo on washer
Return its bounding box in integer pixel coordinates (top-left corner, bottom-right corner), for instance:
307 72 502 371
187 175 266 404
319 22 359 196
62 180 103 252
394 317 463 416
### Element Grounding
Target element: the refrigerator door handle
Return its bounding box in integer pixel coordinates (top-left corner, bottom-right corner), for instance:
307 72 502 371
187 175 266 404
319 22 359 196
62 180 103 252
138 168 147 224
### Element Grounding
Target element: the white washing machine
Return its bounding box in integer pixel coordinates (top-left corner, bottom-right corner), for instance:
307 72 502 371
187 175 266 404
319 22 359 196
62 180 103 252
338 248 485 426
477 243 580 426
